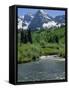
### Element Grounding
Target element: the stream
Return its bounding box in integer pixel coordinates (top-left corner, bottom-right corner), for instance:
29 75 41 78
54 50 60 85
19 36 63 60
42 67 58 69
17 55 65 82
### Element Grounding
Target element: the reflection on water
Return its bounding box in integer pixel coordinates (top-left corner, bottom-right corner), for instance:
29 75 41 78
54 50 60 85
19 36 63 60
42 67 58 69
17 58 65 82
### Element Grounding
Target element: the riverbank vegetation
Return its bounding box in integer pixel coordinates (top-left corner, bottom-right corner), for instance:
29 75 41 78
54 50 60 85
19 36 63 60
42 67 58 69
18 27 65 63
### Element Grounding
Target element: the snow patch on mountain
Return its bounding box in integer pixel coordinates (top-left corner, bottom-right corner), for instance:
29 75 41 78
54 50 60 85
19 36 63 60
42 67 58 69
42 21 57 29
18 18 23 29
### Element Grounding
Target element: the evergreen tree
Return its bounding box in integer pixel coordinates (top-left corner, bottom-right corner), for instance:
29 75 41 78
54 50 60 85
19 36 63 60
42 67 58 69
54 35 59 43
28 29 32 43
20 29 24 43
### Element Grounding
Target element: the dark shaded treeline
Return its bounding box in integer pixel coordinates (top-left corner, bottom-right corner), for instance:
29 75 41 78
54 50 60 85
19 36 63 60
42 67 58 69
20 29 32 44
19 28 62 44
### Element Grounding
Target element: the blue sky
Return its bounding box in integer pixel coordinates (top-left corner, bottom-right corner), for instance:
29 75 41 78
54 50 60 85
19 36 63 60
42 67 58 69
18 8 65 18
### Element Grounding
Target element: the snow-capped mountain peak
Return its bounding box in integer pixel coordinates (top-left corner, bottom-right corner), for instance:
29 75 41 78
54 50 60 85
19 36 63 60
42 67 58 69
18 10 65 30
39 10 47 15
28 10 54 30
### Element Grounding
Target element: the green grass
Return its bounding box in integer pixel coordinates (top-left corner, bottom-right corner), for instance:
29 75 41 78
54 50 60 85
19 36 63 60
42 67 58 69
18 27 65 63
18 43 41 63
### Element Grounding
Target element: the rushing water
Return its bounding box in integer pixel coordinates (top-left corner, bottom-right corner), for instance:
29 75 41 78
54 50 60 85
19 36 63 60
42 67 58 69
17 56 65 82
